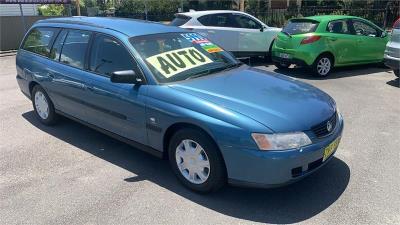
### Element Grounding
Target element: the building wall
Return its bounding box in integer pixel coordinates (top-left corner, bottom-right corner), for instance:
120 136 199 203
0 4 38 16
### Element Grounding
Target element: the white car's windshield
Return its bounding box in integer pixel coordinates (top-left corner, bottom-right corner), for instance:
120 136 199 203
129 32 240 83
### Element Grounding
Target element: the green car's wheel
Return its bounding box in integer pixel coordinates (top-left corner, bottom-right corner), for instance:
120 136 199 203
274 62 290 70
312 55 333 77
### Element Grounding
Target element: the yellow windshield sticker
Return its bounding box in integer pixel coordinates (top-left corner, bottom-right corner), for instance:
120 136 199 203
146 47 213 78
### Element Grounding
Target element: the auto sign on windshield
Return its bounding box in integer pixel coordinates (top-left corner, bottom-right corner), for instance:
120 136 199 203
130 32 237 83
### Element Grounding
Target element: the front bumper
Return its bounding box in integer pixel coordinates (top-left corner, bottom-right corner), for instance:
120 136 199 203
384 54 400 71
221 114 344 188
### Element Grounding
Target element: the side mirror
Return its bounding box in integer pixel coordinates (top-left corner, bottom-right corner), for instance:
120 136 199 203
110 70 143 84
260 26 264 32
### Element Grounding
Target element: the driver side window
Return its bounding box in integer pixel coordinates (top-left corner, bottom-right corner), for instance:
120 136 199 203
352 20 379 37
231 14 261 29
89 34 136 76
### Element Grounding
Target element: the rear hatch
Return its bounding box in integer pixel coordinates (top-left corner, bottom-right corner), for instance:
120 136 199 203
169 14 191 26
275 19 320 50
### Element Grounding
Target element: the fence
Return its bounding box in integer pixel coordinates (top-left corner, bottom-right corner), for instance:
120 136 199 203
0 16 61 51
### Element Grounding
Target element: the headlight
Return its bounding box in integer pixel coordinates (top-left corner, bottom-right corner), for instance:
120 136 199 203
251 132 312 151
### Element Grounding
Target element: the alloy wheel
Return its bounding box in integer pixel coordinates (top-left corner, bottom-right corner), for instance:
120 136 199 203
317 57 331 76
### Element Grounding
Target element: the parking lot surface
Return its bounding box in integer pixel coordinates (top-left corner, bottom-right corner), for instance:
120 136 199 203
1 55 399 225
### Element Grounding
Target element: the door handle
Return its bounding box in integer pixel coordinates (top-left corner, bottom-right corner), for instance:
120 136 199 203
207 30 215 34
328 37 337 41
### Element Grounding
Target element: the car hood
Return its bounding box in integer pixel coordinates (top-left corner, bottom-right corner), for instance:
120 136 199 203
168 66 336 133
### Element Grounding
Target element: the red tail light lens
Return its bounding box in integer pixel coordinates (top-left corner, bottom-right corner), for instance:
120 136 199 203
393 18 400 29
301 36 321 45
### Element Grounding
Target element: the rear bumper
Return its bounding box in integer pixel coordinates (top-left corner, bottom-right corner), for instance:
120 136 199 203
272 56 308 67
222 113 344 188
271 46 318 66
384 54 400 70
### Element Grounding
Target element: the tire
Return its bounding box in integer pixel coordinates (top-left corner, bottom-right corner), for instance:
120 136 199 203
168 128 226 193
394 69 400 78
31 85 58 125
312 54 333 77
274 62 290 69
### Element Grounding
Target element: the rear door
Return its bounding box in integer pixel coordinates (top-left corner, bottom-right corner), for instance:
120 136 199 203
325 19 358 65
192 13 240 52
84 33 147 143
350 19 387 62
46 29 93 120
230 13 269 53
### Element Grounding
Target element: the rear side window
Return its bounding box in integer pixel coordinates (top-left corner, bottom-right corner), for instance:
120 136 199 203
170 15 191 26
282 20 319 35
60 30 91 69
22 27 58 57
327 20 350 34
89 34 136 76
231 14 261 29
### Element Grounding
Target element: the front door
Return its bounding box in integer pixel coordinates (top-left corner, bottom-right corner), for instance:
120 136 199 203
230 13 269 53
84 34 147 143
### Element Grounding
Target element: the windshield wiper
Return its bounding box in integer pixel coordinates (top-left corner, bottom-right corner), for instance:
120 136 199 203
185 62 243 80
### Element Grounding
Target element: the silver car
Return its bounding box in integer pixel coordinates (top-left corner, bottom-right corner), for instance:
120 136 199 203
384 18 400 84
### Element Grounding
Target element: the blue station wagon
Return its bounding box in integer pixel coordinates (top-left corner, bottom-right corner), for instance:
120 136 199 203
16 17 343 192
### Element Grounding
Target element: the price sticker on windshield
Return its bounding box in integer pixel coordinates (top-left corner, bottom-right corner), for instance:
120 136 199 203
146 47 213 78
181 33 223 53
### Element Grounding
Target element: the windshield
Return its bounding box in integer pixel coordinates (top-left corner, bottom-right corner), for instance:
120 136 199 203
129 32 239 83
282 20 319 35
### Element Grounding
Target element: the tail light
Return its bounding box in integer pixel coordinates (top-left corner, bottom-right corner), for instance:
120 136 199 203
301 35 321 45
393 18 400 29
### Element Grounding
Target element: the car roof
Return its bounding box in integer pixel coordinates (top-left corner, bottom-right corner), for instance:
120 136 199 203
178 10 245 18
35 16 185 37
304 15 360 22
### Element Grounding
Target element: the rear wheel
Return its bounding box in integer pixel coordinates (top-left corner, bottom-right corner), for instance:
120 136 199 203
312 55 333 77
31 85 58 125
168 128 226 193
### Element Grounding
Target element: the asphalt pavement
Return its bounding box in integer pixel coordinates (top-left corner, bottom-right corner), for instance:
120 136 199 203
1 55 399 224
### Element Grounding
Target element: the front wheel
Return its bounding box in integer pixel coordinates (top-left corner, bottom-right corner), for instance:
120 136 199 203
312 55 333 77
168 128 226 193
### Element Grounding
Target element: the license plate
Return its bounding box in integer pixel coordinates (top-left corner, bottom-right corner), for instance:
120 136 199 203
279 53 291 59
323 137 341 162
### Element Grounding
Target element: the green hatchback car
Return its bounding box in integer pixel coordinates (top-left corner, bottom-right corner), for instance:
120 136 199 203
272 15 389 76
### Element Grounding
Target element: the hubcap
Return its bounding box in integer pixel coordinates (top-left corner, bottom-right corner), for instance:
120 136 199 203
175 139 210 184
317 57 331 76
34 91 49 120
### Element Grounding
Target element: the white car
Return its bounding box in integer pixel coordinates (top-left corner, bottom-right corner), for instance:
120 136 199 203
171 10 281 58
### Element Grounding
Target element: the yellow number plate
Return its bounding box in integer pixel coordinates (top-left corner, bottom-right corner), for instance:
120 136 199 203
323 137 341 162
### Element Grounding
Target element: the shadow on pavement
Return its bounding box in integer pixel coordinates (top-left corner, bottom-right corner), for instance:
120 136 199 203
22 111 350 224
245 57 392 80
386 77 400 88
